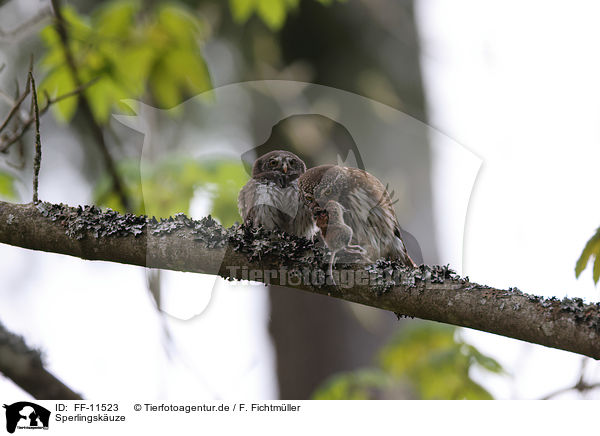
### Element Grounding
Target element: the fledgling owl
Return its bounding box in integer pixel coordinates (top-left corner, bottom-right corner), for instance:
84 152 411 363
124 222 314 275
322 200 368 284
238 150 316 238
298 165 417 267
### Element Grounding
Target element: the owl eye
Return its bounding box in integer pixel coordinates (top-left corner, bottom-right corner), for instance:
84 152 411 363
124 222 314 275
269 160 278 167
305 193 314 202
323 188 332 196
289 160 297 167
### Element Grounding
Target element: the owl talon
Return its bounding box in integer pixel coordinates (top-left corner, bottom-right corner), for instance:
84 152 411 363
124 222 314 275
328 252 338 287
346 244 367 255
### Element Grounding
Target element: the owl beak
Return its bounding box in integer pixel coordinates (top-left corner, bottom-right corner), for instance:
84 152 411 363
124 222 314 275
282 163 288 173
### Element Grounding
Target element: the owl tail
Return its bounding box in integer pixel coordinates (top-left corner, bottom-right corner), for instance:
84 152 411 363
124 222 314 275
391 234 418 268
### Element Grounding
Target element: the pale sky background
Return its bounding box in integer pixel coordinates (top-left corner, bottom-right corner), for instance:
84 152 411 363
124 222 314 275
2 0 600 401
419 0 600 398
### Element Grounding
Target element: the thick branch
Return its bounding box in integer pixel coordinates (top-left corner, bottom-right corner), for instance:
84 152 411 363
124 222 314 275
0 320 82 400
1 200 599 360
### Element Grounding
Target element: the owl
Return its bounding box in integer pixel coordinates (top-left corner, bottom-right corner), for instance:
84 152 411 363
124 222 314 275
238 150 316 238
298 165 417 267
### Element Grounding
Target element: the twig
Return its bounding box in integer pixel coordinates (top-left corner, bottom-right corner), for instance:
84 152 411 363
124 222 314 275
0 319 83 400
47 76 99 106
541 381 600 400
5 138 25 169
0 89 15 105
0 6 52 40
541 358 600 399
29 72 41 203
0 74 30 133
0 77 99 153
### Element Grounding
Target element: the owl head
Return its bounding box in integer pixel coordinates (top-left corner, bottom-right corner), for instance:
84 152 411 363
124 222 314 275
298 165 348 210
252 150 306 188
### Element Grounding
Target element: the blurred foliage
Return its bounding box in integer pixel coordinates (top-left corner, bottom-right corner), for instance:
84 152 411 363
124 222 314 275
0 171 16 200
94 156 248 226
576 228 600 285
312 368 399 400
38 0 211 123
229 0 346 30
313 322 504 400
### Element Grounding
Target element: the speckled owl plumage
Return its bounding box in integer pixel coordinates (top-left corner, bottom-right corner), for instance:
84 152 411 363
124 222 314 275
237 150 316 238
298 165 416 267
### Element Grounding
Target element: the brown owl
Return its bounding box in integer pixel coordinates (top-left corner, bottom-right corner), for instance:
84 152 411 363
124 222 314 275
298 165 417 267
238 150 316 238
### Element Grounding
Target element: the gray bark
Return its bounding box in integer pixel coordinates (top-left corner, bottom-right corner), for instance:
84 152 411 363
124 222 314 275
1 200 599 360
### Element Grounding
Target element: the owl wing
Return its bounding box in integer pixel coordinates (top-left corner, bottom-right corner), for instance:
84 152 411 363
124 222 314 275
344 181 415 266
292 198 318 239
237 178 259 222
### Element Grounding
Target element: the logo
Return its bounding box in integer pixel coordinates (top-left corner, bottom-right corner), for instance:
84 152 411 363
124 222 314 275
3 402 50 434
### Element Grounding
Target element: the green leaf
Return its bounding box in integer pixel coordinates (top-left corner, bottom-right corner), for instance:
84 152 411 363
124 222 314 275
465 345 504 374
593 249 600 284
167 49 212 96
39 2 212 123
40 66 78 122
106 44 155 95
316 0 347 4
312 369 394 400
61 5 93 40
229 0 256 23
575 228 600 281
380 322 457 375
93 157 246 223
39 25 61 54
0 171 16 200
256 0 287 30
94 0 139 38
460 380 494 400
149 60 181 109
84 77 129 123
312 321 504 400
158 5 201 45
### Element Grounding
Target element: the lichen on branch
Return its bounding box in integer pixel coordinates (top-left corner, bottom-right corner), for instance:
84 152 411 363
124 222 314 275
1 200 600 360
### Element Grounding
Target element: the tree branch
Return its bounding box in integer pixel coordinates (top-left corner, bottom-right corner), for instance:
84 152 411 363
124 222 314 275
29 72 41 203
0 73 30 134
0 77 99 154
1 200 599 360
0 7 52 41
0 320 83 400
49 0 132 212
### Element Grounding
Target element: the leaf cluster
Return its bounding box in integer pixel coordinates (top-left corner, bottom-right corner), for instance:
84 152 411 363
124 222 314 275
38 1 211 123
313 322 504 400
228 0 346 31
94 156 248 227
